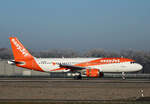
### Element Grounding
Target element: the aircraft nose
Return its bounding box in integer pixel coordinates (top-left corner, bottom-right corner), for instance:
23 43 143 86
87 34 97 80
137 64 143 71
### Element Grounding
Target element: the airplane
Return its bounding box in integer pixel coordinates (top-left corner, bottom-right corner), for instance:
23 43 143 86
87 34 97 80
8 37 143 79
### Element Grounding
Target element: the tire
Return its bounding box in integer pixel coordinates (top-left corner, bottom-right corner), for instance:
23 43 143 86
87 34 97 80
74 75 82 80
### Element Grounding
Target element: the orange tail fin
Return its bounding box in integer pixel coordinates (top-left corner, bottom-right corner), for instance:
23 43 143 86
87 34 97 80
9 37 33 61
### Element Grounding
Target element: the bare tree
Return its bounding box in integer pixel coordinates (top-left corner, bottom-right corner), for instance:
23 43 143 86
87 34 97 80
84 49 107 57
0 48 12 59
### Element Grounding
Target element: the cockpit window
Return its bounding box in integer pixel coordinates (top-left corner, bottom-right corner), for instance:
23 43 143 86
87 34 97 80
130 62 135 64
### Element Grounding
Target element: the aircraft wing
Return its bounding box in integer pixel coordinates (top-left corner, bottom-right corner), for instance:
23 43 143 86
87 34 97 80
59 64 86 71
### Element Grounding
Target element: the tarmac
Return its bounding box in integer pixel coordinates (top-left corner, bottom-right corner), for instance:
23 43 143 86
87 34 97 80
0 78 149 102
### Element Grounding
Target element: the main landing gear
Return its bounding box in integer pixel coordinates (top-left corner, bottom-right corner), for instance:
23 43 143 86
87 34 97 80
122 72 126 80
73 72 82 80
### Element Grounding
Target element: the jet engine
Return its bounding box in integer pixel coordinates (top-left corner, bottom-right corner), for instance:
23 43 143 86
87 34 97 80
83 69 104 78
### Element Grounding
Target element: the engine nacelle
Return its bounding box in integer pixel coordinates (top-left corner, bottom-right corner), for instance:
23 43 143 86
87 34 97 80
84 69 104 78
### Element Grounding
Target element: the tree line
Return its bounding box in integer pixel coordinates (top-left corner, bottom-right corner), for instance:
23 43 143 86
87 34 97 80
0 48 150 73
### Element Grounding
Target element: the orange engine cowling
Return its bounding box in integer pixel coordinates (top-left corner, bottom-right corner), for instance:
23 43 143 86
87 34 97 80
86 69 104 78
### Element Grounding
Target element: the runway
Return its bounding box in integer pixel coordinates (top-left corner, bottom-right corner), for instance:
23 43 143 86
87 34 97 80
0 78 149 83
0 78 149 102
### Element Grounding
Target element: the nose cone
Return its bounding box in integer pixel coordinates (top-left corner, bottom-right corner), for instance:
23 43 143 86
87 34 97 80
136 64 143 71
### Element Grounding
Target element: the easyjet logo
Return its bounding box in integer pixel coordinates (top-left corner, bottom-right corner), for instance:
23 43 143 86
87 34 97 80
100 59 120 63
11 39 29 57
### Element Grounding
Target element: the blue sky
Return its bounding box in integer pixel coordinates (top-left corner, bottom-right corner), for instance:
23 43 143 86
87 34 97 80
0 0 150 51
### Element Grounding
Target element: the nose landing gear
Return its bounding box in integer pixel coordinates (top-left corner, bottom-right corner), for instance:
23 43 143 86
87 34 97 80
122 72 126 80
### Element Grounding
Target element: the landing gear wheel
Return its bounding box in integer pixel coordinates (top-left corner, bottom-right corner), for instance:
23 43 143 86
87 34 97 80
73 73 82 80
122 72 126 80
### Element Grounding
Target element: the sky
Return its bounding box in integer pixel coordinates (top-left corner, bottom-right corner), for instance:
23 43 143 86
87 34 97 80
0 0 150 51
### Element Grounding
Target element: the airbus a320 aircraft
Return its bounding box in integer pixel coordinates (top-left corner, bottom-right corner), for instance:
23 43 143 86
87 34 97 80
8 37 143 79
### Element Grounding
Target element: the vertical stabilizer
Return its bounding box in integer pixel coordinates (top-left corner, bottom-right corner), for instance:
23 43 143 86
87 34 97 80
9 37 43 72
9 37 33 61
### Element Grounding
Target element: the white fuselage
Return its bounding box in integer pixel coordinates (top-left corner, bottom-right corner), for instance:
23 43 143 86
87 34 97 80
34 58 143 73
